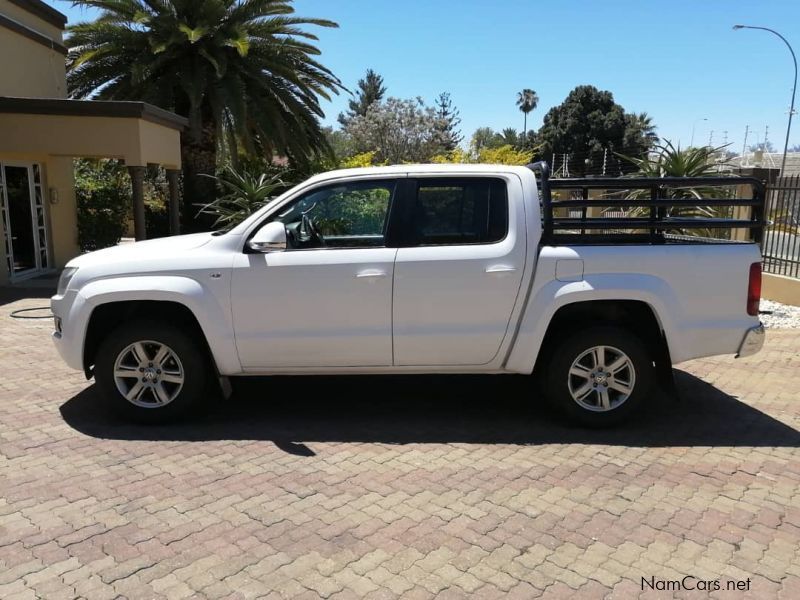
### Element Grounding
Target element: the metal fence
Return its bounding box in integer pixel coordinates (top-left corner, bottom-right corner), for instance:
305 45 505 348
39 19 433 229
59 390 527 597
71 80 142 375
762 175 800 278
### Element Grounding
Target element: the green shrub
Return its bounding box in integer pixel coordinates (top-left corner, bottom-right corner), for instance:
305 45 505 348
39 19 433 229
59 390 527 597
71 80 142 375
144 166 171 239
145 198 170 239
75 159 130 252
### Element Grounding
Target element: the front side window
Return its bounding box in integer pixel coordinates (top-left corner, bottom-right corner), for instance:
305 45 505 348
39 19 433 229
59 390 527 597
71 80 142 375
410 178 508 246
266 180 396 249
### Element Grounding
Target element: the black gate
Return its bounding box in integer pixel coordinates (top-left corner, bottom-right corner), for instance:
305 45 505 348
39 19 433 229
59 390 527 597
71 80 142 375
763 175 800 278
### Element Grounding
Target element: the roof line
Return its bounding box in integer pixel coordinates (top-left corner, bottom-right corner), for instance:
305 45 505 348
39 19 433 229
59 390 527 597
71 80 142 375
0 12 67 54
0 97 188 130
6 0 67 28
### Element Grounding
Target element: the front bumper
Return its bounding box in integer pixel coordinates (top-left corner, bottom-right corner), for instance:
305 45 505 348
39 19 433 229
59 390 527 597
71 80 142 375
736 323 765 358
50 291 85 371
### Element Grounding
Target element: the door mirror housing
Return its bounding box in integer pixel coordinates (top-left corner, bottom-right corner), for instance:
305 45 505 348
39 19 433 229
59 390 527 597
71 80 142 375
248 222 287 252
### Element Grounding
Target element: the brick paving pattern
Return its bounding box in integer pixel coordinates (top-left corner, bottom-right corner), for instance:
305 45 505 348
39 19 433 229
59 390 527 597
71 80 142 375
1 290 799 599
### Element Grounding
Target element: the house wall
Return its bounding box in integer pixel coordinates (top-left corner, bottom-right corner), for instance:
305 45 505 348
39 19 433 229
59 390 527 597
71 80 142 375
0 0 72 283
0 0 67 98
0 0 64 41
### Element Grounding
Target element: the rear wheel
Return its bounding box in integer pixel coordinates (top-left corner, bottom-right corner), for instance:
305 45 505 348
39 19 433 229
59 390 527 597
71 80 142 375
544 326 655 426
95 319 210 423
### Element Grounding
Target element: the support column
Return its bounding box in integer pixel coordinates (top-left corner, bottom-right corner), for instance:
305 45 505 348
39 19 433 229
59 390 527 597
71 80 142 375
166 169 181 235
127 166 146 241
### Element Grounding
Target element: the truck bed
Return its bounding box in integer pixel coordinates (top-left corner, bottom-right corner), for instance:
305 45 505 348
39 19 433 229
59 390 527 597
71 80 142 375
528 163 766 247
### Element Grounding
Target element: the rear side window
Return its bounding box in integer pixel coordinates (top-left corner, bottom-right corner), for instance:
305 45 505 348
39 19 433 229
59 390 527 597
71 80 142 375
409 178 508 246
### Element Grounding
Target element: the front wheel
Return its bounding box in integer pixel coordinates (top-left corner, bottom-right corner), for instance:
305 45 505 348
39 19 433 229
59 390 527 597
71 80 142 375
543 326 655 427
94 319 211 423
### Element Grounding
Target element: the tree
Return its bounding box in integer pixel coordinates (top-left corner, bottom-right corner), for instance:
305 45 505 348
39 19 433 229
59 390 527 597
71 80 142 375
345 97 440 164
338 69 386 126
470 127 503 152
500 127 520 147
432 92 463 152
66 0 342 231
432 144 532 166
516 88 539 137
535 85 655 176
625 112 658 148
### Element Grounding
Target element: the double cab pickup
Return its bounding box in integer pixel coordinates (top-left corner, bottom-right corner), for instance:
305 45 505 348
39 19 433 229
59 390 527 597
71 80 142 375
51 163 765 426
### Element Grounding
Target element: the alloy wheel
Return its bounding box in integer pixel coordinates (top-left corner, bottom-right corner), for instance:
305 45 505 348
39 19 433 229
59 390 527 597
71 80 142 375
113 340 184 408
567 345 636 412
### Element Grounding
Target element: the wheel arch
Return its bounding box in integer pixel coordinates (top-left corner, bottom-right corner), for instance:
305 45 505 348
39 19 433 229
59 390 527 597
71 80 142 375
504 273 677 374
531 299 670 376
83 299 212 378
75 275 240 378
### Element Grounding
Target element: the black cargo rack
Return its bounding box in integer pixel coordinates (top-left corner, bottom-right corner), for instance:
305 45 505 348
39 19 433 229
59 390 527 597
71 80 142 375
526 161 766 246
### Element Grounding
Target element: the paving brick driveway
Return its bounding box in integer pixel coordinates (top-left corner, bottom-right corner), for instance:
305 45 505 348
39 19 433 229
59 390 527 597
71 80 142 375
1 289 799 599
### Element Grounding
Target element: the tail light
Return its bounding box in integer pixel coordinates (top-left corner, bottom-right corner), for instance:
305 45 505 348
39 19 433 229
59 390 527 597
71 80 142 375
747 262 761 316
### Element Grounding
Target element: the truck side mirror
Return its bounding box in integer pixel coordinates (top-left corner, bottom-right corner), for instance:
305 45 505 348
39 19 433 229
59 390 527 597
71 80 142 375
248 222 287 252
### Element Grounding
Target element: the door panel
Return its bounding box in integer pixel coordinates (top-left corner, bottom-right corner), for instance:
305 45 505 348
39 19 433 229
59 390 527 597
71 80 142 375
392 176 526 366
231 177 401 369
232 249 397 368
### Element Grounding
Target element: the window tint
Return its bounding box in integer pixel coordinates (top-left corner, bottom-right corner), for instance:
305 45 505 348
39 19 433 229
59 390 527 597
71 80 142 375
269 180 395 249
410 178 508 246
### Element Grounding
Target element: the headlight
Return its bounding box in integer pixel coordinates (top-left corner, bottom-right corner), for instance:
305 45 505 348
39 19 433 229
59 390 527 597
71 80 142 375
56 267 78 296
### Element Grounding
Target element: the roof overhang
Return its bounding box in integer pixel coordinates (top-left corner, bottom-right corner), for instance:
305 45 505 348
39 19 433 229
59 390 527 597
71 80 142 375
0 97 188 168
6 0 66 29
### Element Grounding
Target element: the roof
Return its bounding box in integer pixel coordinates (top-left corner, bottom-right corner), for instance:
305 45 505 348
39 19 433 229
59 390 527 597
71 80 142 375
306 163 532 184
728 152 800 176
6 0 66 28
0 96 188 130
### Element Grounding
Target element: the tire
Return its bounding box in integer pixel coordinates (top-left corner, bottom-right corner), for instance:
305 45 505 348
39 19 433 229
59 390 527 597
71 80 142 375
543 326 655 427
94 319 211 423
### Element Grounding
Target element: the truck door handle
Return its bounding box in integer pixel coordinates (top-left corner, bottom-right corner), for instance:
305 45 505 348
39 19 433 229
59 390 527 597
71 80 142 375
485 265 517 274
356 269 388 279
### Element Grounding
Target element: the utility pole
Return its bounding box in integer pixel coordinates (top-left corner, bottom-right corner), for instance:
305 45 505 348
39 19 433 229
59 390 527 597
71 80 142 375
708 130 714 147
733 25 797 174
742 125 750 163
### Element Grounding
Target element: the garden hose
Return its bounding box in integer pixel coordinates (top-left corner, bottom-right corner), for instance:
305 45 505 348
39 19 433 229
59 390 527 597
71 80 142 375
9 307 54 319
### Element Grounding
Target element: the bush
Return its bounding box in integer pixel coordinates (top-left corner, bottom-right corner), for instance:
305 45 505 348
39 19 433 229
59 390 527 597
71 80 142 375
144 166 171 239
75 159 130 252
145 198 170 239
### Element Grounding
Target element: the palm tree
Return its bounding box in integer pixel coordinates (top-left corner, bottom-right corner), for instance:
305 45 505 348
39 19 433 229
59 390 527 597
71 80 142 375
626 112 659 148
516 88 539 138
66 0 342 231
500 127 520 147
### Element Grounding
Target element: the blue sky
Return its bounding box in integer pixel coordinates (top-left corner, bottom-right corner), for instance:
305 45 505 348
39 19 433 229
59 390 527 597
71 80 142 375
48 0 800 153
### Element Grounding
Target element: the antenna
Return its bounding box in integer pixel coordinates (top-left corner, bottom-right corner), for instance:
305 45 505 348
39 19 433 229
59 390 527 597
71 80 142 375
742 125 750 165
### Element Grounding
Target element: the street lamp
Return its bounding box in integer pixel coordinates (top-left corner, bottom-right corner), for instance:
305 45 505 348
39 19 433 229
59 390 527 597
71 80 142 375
734 25 797 175
690 117 708 147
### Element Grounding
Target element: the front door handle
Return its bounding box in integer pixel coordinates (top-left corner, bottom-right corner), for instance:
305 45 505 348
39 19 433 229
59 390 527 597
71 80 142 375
485 265 517 274
356 269 388 279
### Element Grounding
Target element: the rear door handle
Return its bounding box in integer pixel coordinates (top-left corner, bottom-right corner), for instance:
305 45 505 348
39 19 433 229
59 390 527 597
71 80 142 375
356 269 388 279
485 265 517 274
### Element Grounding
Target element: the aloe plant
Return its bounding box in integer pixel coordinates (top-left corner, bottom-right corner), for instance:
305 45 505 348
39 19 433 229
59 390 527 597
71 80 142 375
618 141 735 236
196 166 288 229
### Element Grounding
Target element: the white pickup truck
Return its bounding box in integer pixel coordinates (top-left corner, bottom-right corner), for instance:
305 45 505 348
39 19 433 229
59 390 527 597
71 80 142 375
51 163 766 426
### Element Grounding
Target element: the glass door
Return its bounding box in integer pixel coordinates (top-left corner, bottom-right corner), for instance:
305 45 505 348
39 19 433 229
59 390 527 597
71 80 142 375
0 163 49 280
